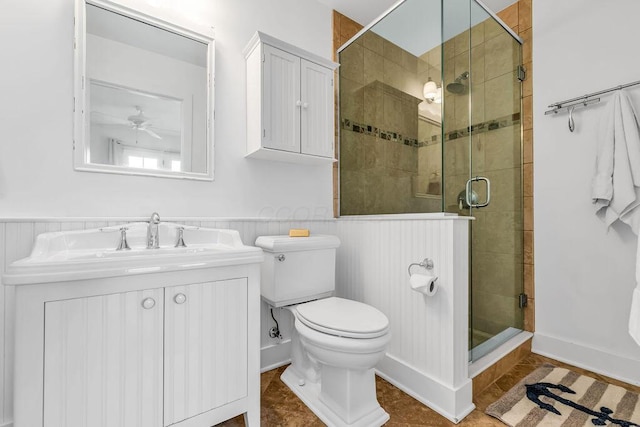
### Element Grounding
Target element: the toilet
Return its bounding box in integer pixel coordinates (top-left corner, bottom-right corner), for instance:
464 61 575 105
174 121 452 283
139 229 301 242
255 235 391 427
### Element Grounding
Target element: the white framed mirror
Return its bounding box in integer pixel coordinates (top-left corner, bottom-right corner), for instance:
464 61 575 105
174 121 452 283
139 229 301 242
74 0 215 180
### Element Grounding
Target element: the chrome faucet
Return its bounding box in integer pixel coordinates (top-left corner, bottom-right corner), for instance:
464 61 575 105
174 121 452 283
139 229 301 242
116 227 131 251
147 212 161 249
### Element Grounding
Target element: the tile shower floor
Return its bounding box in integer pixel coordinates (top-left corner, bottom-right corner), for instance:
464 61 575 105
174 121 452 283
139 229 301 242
217 353 640 426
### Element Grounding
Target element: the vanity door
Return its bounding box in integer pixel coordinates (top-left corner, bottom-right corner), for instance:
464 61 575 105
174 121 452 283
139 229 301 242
163 279 248 426
43 288 164 427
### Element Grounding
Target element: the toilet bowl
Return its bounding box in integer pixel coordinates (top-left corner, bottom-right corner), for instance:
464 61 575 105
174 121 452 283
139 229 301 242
255 235 391 427
282 298 391 427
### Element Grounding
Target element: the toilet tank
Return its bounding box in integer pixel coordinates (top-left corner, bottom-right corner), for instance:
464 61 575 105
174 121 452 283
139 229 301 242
255 235 341 307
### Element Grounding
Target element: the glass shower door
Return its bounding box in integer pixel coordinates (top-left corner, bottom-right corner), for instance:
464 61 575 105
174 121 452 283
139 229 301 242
468 4 524 361
443 0 524 361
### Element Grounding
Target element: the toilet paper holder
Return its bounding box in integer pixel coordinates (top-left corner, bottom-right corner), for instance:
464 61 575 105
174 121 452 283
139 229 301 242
407 258 434 276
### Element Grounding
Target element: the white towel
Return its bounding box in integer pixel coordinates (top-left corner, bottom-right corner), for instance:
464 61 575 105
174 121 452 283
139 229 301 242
591 91 640 346
592 90 640 234
631 238 640 346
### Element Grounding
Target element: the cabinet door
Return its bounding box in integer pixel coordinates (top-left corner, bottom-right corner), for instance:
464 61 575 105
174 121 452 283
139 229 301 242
300 59 335 158
44 289 164 427
164 279 248 425
262 44 301 153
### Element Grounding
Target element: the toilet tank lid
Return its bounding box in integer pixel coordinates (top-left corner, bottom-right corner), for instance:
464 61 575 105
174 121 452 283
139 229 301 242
255 235 340 252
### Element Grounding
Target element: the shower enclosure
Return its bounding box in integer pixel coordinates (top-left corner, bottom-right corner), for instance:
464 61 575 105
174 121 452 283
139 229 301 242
338 0 524 362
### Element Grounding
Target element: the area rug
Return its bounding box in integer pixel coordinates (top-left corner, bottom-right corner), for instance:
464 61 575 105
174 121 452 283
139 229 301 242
486 363 640 426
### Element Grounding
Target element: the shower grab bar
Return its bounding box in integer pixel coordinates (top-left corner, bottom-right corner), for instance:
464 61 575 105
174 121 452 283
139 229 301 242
466 176 490 208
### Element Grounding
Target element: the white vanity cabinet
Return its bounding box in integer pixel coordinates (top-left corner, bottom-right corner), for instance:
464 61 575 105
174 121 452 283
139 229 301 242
4 224 263 427
42 279 249 427
245 31 338 165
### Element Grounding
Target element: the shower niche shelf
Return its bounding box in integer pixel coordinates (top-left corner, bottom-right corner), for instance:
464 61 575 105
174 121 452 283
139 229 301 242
244 31 338 165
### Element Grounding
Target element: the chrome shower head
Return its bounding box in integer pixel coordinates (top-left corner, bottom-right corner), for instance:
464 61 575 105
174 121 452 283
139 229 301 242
446 71 470 95
446 82 468 94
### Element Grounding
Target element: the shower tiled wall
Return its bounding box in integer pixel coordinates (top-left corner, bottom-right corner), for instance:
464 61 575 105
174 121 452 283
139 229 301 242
333 12 362 217
336 16 442 215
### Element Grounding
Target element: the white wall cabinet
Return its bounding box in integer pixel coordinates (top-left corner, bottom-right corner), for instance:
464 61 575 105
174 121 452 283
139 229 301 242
12 265 261 427
245 32 338 165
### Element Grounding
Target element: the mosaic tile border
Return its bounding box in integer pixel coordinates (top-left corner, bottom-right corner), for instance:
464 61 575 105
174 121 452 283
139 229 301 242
341 112 521 147
341 119 420 147
446 112 521 142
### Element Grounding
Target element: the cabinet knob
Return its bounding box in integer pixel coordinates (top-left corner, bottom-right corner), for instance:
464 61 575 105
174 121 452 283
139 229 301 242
277 254 286 262
174 293 187 304
296 100 302 107
302 102 308 109
141 298 156 309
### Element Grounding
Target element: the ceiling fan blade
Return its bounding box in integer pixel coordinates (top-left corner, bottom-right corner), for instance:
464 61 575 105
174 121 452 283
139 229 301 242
144 128 162 140
90 111 130 125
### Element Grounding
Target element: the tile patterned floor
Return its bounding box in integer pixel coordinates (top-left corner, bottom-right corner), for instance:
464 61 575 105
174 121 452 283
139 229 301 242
217 353 640 426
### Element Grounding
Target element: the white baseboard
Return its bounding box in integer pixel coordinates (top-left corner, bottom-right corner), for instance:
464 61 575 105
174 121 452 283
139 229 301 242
260 340 291 373
376 354 475 424
533 333 640 386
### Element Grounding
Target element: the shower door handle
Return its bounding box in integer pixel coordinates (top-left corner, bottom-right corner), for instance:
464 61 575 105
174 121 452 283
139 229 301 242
466 176 491 208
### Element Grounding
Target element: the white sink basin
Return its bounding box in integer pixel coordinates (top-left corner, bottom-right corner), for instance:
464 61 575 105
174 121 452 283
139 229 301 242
4 222 264 285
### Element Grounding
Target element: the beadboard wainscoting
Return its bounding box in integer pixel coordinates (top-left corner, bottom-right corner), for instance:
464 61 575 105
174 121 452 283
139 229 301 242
0 215 471 425
335 216 474 423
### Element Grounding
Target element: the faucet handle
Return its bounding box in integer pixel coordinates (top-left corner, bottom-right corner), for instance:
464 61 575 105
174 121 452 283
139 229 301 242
117 227 131 251
150 212 160 224
175 226 187 248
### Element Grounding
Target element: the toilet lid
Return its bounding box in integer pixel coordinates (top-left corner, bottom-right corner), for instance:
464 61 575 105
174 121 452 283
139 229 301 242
296 297 389 339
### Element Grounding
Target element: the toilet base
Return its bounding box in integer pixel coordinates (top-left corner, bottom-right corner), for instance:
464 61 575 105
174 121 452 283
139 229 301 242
281 365 390 427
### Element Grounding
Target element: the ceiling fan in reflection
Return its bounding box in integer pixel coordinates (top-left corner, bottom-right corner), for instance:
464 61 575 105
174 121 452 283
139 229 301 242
127 106 162 140
91 106 163 140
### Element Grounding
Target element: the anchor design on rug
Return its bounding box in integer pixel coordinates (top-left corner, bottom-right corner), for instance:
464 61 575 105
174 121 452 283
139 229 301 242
526 382 640 427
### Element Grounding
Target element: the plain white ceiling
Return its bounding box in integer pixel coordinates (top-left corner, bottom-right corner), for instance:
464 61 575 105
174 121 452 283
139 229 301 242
316 0 518 27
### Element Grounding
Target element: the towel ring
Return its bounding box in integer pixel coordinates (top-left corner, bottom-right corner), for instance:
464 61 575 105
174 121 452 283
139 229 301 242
568 106 576 132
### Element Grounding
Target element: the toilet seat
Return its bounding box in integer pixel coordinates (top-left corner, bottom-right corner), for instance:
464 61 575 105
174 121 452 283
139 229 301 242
296 297 389 339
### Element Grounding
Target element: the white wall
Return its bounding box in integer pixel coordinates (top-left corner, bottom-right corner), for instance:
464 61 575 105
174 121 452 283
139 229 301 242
533 0 640 385
0 0 334 219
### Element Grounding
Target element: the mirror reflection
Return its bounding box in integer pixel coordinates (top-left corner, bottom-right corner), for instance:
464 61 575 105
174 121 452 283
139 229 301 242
79 2 212 178
89 81 183 171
